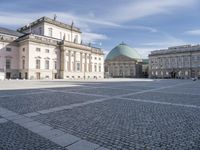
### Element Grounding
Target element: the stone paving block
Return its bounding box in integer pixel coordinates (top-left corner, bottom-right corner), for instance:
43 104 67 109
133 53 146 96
12 116 33 124
21 121 43 128
95 147 109 150
0 118 8 124
24 112 40 117
6 114 24 120
38 129 66 139
0 111 18 117
67 140 99 150
51 133 80 147
28 124 53 133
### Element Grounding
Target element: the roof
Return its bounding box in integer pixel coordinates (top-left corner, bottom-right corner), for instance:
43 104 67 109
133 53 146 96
0 27 24 37
105 43 142 61
17 16 81 33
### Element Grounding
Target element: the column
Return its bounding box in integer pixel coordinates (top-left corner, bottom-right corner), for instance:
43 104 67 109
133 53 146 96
89 54 92 72
74 51 76 72
85 53 87 72
80 53 83 72
68 50 71 72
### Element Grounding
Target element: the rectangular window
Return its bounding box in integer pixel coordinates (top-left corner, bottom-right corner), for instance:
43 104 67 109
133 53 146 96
94 64 97 72
36 59 40 69
76 63 80 71
22 48 25 52
48 28 53 37
74 35 78 43
54 61 57 70
45 49 50 53
6 59 11 69
39 27 42 35
36 48 41 52
45 60 49 69
99 64 101 72
22 59 25 69
6 47 11 52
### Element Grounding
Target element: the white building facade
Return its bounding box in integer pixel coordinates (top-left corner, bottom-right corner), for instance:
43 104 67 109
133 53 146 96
0 17 104 80
149 45 200 79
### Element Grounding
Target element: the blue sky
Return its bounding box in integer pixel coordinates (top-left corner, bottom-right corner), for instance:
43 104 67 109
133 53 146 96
0 0 200 58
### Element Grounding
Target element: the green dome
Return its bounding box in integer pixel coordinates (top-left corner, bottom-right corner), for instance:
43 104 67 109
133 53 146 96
106 43 142 61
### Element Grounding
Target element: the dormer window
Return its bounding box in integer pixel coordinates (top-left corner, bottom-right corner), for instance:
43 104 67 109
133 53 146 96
39 27 42 35
48 28 53 37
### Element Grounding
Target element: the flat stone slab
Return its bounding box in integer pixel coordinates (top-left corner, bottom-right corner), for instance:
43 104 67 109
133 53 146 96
38 129 66 139
24 112 40 117
51 133 80 147
0 118 8 124
67 140 99 150
96 147 109 150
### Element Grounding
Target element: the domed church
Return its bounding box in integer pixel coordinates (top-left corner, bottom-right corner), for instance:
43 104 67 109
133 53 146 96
105 43 144 78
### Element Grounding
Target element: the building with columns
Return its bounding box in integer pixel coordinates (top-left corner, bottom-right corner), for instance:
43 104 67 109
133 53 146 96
0 16 104 80
149 45 200 79
105 43 144 78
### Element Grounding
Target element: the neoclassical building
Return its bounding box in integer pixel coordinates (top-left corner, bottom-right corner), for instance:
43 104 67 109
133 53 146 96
0 16 104 80
105 43 144 78
149 45 200 79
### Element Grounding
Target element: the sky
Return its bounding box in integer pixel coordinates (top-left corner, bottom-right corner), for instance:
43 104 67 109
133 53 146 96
0 0 200 58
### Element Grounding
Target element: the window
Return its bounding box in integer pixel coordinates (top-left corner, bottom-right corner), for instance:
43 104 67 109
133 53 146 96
45 49 50 53
54 61 57 70
76 63 80 71
6 47 11 52
48 28 53 37
99 64 101 72
39 27 42 35
36 59 40 69
36 48 41 52
94 64 97 72
45 60 49 69
74 35 78 43
6 59 11 69
22 48 25 52
22 59 25 69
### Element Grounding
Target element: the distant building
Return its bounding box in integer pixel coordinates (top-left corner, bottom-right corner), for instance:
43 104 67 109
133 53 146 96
104 43 144 78
149 45 200 79
0 16 104 80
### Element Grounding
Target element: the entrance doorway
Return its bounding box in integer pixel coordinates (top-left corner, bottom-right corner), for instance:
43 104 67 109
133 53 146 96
25 72 28 79
36 72 40 80
19 73 22 79
170 71 176 79
6 72 11 79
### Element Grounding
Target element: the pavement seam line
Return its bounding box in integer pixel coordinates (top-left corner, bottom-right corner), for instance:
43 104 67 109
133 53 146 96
0 106 106 150
119 97 200 109
22 82 192 116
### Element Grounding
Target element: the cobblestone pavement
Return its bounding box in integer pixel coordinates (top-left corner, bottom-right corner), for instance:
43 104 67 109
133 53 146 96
0 121 64 150
0 92 102 114
0 79 199 149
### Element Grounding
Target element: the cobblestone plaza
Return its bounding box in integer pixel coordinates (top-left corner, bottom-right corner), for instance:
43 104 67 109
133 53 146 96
0 79 200 150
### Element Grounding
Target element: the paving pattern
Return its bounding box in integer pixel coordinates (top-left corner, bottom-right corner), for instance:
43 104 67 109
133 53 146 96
0 79 199 150
0 121 64 150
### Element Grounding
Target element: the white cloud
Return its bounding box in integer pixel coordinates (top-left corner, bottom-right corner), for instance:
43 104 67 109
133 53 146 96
184 29 200 35
82 32 109 43
104 0 197 23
